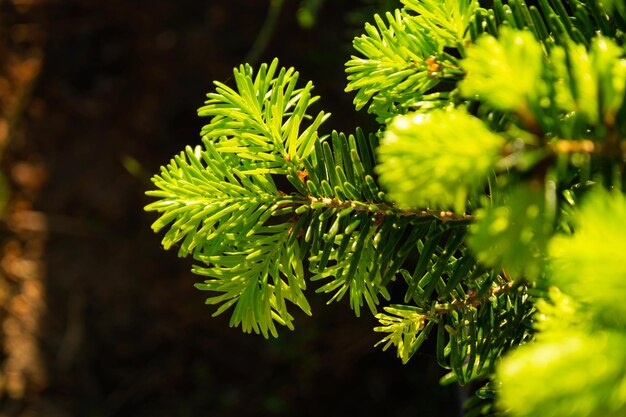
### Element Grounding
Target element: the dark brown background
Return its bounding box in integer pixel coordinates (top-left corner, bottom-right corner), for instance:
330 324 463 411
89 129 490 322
0 1 458 416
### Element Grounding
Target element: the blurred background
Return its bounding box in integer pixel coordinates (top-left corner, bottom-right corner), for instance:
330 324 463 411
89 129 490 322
0 1 458 416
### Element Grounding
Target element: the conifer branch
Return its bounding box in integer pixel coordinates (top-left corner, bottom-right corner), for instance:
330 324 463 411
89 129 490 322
304 195 474 222
145 1 626 415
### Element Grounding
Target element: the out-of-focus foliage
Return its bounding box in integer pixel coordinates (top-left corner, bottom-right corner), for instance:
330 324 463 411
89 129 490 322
498 281 626 417
378 108 503 211
549 190 626 320
146 0 626 416
469 185 551 280
460 28 544 112
497 191 626 416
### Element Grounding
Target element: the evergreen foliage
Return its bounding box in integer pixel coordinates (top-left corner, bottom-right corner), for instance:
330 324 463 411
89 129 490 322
146 1 626 416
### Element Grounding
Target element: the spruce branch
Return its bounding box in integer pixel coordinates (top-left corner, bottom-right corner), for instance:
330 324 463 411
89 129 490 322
402 0 479 47
374 304 431 364
147 60 482 334
146 59 332 336
193 222 310 338
198 58 330 171
304 195 474 222
145 1 626 415
345 8 464 121
145 143 291 258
